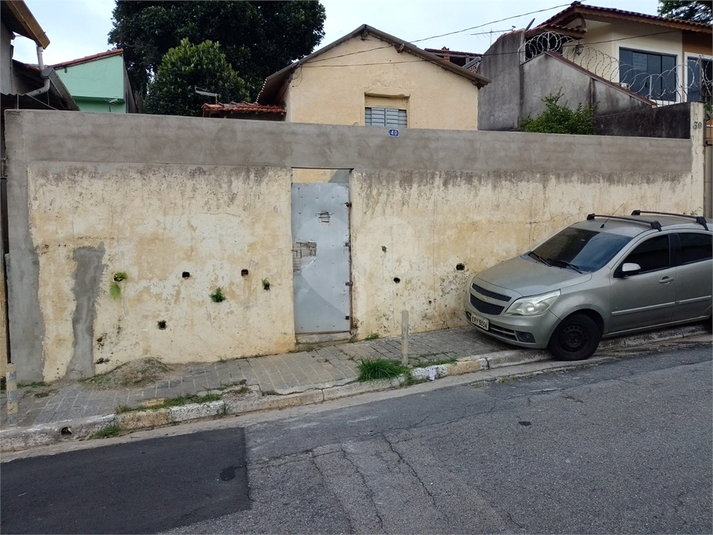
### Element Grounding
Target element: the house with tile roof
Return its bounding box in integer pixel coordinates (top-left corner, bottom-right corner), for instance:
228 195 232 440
251 24 490 130
478 1 712 132
53 49 137 113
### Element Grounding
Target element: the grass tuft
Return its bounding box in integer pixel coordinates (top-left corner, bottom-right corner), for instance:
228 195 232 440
92 423 124 439
358 358 409 382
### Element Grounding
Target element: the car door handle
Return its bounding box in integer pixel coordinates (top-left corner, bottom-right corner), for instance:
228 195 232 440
659 276 674 284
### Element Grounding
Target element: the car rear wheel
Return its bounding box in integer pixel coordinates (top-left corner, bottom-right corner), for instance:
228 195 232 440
548 313 601 361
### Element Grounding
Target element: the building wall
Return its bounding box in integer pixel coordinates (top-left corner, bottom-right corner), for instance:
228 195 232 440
55 55 127 113
0 20 14 95
521 53 650 120
285 33 479 130
4 111 702 382
477 32 524 131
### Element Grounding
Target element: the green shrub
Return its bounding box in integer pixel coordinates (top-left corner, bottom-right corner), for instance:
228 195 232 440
521 91 597 135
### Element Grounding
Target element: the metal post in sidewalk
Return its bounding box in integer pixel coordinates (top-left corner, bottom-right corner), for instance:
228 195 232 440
401 310 409 365
5 362 17 425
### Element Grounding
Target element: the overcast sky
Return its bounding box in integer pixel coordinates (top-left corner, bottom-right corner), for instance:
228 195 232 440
13 0 662 66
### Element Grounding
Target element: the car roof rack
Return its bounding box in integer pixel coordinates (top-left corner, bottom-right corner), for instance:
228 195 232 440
587 213 662 231
630 210 709 231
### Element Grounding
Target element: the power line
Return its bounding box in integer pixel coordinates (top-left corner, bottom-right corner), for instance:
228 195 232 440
410 2 571 44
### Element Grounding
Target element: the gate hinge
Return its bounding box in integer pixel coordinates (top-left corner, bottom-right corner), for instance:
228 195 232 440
345 202 352 208
345 281 353 286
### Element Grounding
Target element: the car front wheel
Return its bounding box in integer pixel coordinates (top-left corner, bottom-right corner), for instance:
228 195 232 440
548 313 601 361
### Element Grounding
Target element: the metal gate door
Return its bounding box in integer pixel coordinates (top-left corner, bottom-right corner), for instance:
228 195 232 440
291 183 351 334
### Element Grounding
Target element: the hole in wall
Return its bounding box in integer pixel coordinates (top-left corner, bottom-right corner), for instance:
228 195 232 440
182 271 191 279
60 426 72 436
456 263 465 271
393 277 401 283
158 320 167 330
241 269 249 277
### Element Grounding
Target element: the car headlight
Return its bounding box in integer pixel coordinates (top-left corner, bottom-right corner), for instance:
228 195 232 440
505 290 560 316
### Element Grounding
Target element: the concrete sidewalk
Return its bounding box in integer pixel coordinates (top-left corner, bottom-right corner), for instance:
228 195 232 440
0 324 708 452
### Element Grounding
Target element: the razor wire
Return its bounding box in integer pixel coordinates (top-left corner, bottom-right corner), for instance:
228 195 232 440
520 31 712 105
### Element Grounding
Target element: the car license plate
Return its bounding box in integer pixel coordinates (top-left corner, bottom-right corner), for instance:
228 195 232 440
470 313 489 331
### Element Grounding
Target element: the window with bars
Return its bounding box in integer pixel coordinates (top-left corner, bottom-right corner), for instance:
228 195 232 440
365 107 407 128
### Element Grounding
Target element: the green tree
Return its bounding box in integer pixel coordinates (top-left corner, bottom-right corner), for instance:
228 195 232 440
520 92 597 135
145 39 248 117
658 0 712 23
109 1 326 103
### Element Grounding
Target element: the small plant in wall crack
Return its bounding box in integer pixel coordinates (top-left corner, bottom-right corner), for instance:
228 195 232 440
210 287 226 303
110 272 128 300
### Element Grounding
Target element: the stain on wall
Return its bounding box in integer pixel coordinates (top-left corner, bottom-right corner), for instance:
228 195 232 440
67 244 105 379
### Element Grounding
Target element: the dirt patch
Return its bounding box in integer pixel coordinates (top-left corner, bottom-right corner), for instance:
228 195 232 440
82 358 171 390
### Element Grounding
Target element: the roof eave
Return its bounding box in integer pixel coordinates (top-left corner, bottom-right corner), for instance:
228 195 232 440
4 0 50 48
257 24 491 104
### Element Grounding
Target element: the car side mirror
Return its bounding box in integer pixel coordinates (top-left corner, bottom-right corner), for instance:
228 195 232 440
621 262 641 277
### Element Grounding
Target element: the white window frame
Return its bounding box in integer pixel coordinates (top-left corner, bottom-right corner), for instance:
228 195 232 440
684 52 713 104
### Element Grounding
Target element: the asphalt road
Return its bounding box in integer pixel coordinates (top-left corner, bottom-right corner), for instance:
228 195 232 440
2 341 711 534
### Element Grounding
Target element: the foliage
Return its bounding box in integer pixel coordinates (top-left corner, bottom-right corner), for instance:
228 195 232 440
358 359 409 382
658 1 712 23
210 287 227 303
92 423 124 439
520 92 597 135
145 39 248 116
109 1 326 102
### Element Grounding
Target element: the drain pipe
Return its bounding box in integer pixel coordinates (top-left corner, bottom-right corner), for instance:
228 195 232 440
24 45 51 98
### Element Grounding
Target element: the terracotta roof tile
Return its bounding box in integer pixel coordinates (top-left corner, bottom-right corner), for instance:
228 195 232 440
52 49 124 69
202 101 286 117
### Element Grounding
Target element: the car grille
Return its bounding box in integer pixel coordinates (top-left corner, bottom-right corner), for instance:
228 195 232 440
471 284 511 302
469 294 505 315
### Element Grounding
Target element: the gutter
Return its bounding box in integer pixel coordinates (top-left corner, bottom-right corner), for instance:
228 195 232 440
23 46 49 97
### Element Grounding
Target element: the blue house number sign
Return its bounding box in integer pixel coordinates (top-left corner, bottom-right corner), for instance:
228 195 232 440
389 129 399 137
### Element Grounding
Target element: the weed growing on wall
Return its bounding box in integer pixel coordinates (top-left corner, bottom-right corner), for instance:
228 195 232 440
210 287 226 302
110 272 128 299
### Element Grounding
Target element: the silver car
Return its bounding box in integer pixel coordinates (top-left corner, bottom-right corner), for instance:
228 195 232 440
464 211 712 360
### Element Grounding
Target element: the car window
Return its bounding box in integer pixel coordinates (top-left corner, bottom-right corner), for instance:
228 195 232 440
678 233 712 264
530 227 631 272
623 234 670 273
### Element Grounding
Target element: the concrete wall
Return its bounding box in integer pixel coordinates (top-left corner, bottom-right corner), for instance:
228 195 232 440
477 32 524 131
594 101 693 138
521 53 650 120
4 110 702 382
286 33 480 130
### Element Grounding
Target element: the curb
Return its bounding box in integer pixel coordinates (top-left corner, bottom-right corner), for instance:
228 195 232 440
1 323 708 453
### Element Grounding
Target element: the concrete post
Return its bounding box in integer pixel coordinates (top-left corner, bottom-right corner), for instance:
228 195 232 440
5 362 17 425
401 310 409 365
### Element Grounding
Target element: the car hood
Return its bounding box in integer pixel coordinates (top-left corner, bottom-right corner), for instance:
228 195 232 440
475 255 593 297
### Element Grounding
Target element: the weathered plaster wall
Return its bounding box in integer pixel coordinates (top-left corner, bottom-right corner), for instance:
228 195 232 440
349 168 699 337
4 111 701 382
26 163 294 381
285 32 480 130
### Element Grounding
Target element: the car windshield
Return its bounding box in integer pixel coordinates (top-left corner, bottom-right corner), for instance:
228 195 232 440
529 227 632 273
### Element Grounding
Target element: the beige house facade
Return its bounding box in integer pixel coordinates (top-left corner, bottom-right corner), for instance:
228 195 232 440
257 25 490 130
530 3 712 105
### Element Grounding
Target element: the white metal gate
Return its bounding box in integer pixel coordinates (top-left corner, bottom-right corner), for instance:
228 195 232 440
291 183 351 334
